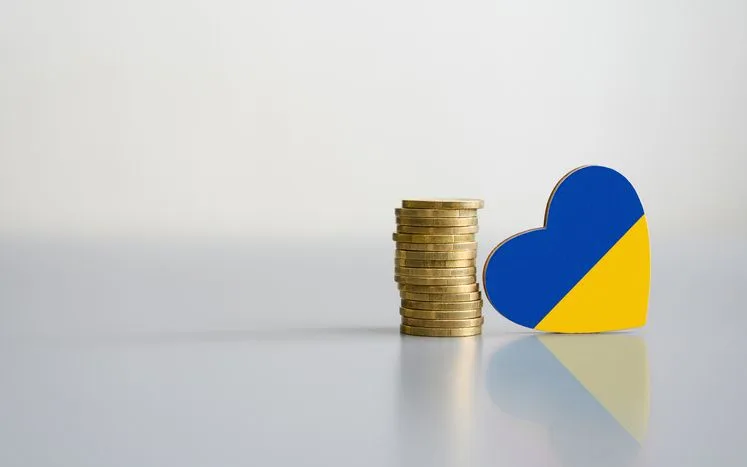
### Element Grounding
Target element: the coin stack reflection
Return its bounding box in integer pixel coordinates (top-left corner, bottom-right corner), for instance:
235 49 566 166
394 199 484 337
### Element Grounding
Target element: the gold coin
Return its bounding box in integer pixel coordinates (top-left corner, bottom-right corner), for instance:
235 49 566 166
397 283 479 293
394 266 476 277
395 208 477 218
394 249 476 260
400 324 482 337
400 291 482 302
400 307 483 319
395 275 476 286
396 242 476 251
395 258 475 268
396 225 479 234
401 316 484 328
396 216 478 227
402 199 484 210
392 233 476 244
401 299 483 311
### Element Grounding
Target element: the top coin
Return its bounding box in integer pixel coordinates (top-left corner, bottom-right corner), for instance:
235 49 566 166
395 208 477 218
401 199 484 210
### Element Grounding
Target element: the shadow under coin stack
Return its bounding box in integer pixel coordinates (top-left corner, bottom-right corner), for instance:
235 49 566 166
394 199 485 337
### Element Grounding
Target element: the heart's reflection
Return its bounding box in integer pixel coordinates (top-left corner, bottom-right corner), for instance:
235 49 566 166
486 334 649 467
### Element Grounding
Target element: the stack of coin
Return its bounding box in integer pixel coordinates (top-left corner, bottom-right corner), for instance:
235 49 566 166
394 199 484 337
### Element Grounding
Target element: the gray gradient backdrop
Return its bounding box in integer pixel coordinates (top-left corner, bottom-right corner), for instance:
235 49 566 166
1 1 746 466
1 0 746 241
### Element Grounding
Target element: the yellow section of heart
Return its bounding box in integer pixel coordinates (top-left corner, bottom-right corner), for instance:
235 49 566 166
535 215 650 333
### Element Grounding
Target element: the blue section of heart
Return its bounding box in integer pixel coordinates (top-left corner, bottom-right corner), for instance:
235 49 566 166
484 166 644 328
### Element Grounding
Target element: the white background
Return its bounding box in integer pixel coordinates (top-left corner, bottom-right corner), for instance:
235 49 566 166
1 0 746 242
2 3 747 466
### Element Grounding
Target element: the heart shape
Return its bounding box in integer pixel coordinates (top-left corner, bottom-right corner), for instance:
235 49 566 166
483 165 649 333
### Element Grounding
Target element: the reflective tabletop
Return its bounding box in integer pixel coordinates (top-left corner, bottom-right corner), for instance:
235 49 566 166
0 237 744 466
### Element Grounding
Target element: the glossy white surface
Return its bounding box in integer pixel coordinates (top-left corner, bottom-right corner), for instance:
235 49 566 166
1 237 745 466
